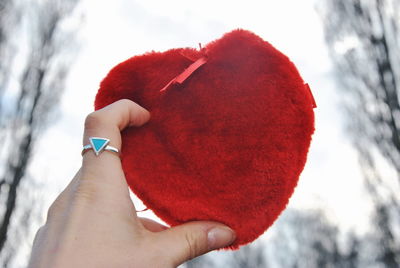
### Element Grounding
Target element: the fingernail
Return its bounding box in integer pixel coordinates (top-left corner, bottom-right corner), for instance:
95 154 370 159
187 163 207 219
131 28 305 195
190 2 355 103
207 226 236 250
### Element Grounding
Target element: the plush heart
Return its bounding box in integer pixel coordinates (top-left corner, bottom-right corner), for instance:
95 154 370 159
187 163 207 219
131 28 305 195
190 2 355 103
95 29 315 248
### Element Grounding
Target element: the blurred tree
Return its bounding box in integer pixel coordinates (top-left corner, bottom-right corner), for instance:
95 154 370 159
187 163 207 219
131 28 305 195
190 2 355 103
270 209 358 268
184 254 216 268
0 0 20 126
0 0 80 264
319 0 400 266
228 241 268 268
183 240 268 268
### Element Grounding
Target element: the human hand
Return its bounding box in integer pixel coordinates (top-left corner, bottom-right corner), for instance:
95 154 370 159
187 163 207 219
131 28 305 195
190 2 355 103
28 99 236 268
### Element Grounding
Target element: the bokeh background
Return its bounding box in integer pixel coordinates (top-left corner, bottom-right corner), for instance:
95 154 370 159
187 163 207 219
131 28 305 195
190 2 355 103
0 0 399 267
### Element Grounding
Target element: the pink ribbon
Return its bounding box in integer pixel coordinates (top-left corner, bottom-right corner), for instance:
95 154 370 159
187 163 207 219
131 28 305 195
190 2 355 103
305 83 317 108
160 57 208 93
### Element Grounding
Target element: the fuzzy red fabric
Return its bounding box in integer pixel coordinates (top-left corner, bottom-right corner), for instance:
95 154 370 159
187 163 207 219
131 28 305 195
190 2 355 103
95 29 315 249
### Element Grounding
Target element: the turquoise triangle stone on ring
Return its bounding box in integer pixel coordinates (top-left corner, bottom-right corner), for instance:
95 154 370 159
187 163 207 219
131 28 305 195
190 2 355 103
89 137 110 156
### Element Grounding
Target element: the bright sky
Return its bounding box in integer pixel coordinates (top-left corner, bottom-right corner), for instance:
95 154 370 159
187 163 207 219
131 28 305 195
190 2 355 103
27 0 372 259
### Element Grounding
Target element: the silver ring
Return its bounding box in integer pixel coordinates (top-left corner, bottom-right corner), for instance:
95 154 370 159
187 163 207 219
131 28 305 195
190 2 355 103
82 137 120 156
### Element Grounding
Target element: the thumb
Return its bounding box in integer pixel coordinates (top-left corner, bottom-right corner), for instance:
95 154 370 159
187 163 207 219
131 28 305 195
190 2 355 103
155 221 236 266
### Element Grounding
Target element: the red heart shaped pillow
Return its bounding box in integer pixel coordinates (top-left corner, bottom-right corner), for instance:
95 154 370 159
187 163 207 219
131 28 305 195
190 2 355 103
95 29 315 248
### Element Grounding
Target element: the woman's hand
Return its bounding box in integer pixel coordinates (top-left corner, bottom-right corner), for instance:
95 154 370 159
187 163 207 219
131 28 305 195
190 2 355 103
28 99 236 268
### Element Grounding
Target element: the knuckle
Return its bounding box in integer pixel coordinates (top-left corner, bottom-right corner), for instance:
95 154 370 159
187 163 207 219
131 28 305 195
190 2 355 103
118 98 133 106
84 112 103 130
183 230 206 261
32 225 46 245
46 198 65 220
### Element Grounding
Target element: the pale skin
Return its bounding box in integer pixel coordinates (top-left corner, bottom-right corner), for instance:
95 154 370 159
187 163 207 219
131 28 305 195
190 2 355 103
28 99 236 268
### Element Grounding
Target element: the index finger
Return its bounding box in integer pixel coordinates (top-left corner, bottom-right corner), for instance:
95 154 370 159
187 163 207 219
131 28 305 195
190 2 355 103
83 99 150 151
80 99 150 195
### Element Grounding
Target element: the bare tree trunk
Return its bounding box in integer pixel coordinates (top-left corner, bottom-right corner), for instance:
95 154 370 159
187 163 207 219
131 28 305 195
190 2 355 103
0 131 33 251
0 0 80 260
319 0 400 266
270 209 352 268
